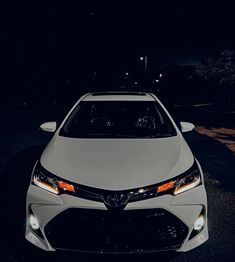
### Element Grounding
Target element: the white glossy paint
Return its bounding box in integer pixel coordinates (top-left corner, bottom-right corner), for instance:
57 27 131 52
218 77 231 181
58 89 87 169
26 92 208 253
40 135 193 190
39 121 57 133
180 121 195 132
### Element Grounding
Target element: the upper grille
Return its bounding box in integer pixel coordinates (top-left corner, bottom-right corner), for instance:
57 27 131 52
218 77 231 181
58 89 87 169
73 184 157 210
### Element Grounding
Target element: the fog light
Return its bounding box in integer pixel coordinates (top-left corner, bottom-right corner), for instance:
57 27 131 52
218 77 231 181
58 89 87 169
189 209 206 240
194 214 205 231
29 214 40 230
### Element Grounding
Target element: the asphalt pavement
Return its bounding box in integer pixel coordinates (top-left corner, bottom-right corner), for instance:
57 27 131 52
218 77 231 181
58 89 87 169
0 106 234 262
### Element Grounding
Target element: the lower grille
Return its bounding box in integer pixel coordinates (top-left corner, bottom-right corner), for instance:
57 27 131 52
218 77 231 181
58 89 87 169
44 208 188 253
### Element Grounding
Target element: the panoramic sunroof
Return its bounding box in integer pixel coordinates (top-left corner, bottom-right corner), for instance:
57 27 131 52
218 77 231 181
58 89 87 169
91 92 147 96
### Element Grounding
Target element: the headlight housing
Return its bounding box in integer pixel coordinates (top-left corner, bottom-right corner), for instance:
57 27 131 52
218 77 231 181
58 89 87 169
173 169 201 195
32 162 75 195
156 161 201 196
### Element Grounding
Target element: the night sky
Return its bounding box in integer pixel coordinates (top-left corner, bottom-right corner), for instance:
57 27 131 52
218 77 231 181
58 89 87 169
2 2 235 63
1 1 235 101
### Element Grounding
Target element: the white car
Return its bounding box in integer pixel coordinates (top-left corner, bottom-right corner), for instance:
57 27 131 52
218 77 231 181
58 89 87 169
25 92 208 253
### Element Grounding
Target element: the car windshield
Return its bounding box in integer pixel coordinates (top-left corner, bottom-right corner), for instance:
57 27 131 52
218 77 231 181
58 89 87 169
60 101 176 138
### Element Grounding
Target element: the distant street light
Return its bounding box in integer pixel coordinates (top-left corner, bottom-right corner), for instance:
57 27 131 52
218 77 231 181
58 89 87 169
125 72 129 76
140 55 148 82
152 79 159 83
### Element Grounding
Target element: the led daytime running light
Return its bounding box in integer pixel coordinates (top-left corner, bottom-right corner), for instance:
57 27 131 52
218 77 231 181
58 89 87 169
33 166 76 195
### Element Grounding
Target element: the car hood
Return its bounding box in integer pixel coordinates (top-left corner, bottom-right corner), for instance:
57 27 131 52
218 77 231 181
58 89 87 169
40 135 194 190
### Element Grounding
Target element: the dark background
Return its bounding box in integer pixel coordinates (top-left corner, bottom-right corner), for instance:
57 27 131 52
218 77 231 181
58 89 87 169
1 1 235 262
1 1 235 107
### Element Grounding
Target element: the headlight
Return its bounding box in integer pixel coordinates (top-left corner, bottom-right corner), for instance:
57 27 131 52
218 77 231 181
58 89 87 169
32 162 75 195
157 162 201 195
173 169 201 195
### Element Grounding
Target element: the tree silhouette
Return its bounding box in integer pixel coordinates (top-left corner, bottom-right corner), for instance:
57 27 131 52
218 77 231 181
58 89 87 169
194 49 235 103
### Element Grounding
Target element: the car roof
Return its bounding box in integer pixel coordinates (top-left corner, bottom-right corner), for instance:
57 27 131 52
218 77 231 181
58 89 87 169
82 92 155 101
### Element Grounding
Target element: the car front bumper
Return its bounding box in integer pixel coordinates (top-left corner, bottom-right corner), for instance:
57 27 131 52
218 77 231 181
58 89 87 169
25 182 208 253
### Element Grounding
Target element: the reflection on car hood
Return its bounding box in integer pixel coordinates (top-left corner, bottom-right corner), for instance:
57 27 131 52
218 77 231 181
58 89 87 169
40 135 194 190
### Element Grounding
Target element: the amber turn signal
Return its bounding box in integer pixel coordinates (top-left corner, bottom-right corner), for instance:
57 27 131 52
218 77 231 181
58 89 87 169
58 181 75 192
157 181 174 193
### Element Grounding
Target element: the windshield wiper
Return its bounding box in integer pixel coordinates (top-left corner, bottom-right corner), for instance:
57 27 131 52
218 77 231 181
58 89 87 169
84 133 140 138
114 134 140 138
143 134 173 138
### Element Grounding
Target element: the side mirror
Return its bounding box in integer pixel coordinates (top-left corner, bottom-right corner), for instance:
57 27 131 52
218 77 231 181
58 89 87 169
39 121 57 133
180 121 195 133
